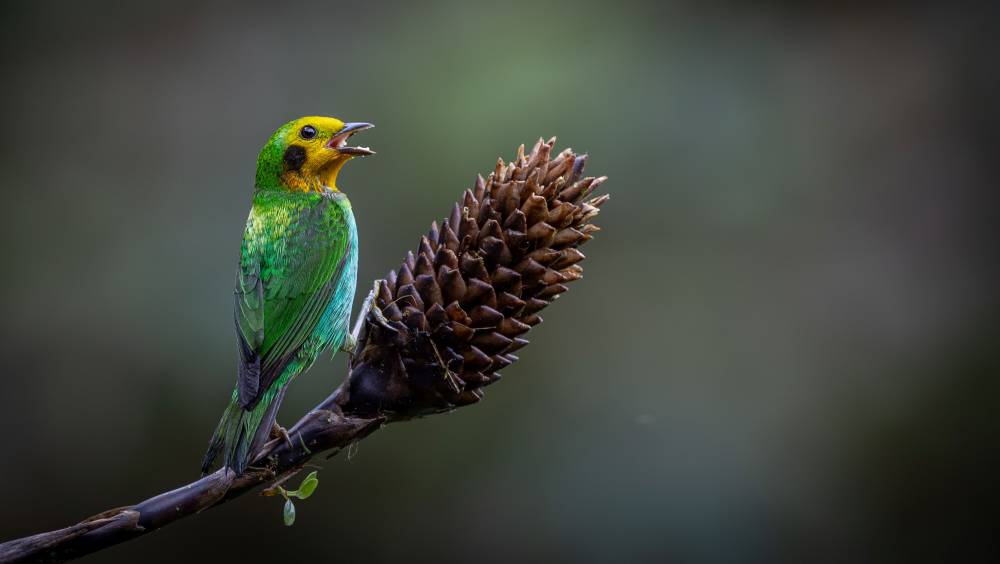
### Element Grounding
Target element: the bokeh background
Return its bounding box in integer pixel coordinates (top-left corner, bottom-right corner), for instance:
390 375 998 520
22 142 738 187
1 2 997 563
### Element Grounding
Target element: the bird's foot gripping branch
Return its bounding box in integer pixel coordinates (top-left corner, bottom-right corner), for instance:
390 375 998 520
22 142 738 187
0 138 608 564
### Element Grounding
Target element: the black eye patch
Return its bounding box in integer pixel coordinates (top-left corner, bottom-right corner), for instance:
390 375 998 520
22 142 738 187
300 125 317 139
283 145 307 171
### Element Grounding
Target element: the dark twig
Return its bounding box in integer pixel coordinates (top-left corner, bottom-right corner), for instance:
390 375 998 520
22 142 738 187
0 385 384 564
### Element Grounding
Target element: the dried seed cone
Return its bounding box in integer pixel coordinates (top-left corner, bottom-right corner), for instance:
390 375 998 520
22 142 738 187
342 138 609 417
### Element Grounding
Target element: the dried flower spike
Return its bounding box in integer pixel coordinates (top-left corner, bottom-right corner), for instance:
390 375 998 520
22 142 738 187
341 138 609 416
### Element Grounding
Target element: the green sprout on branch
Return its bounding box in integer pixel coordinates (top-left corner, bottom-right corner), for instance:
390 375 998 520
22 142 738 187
274 471 319 526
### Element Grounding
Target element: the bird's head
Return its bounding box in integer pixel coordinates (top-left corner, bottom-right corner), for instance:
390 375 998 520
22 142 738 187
255 116 374 193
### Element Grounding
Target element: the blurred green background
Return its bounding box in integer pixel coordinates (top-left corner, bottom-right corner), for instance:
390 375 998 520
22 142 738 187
1 1 997 563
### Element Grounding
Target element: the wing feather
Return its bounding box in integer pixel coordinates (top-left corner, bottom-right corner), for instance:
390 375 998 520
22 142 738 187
234 192 352 409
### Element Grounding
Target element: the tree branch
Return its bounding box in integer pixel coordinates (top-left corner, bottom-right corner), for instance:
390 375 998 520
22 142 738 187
0 380 384 564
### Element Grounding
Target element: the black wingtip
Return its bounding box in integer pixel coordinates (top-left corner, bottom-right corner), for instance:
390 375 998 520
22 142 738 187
237 351 261 409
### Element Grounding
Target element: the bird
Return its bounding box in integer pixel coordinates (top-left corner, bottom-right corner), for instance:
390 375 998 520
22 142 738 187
201 116 373 475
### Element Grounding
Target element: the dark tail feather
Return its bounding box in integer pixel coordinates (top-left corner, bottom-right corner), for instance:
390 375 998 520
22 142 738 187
201 391 242 474
244 386 287 469
202 387 281 475
201 386 288 476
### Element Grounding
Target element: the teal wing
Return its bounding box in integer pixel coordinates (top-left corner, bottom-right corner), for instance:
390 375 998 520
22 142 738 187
234 192 353 409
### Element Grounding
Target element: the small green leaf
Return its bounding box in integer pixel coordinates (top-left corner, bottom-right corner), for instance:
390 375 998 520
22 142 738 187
297 478 317 499
283 499 296 526
297 472 319 499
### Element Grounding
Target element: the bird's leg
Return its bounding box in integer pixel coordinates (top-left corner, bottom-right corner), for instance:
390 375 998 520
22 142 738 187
270 421 294 449
344 279 390 358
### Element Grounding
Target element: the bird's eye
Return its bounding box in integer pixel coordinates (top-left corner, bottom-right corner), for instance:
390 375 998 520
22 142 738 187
300 125 317 139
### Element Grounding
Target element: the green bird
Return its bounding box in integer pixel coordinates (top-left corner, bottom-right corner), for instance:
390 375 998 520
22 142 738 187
202 116 372 475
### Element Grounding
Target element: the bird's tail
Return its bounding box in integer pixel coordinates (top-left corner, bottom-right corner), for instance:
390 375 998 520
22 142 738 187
201 386 286 475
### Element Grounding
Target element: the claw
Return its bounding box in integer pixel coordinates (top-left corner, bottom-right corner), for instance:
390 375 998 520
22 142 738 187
270 422 294 449
340 332 357 355
368 299 393 331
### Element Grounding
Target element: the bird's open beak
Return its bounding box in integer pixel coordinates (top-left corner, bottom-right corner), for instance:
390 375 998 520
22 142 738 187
327 122 375 156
